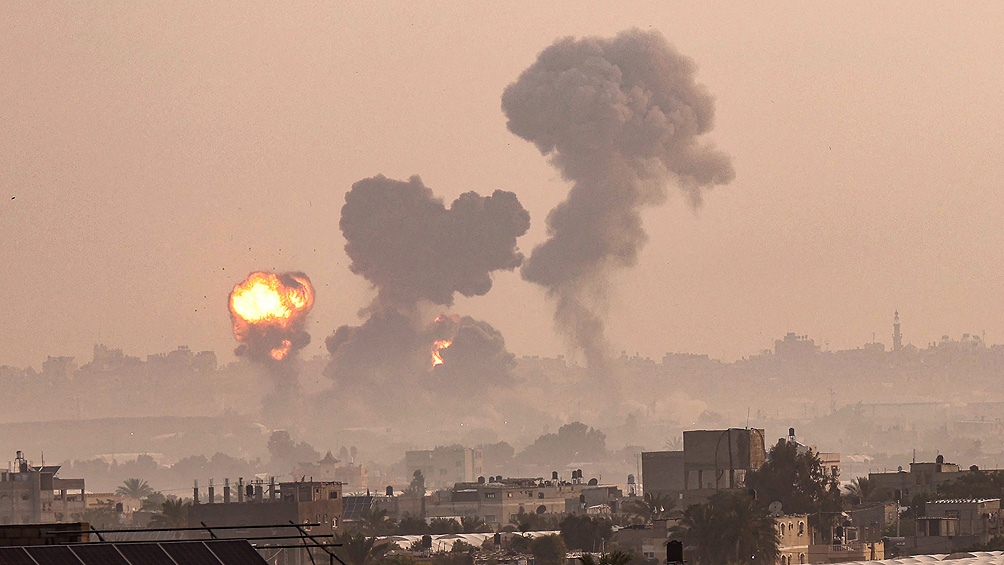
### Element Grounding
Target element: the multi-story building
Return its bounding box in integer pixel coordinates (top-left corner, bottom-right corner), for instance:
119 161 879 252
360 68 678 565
424 476 598 528
188 478 343 536
913 498 1003 554
405 446 483 490
292 451 368 493
0 452 86 525
869 455 964 502
642 428 766 505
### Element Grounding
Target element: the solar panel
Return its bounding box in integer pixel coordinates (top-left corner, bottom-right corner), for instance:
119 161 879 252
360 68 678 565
205 540 269 564
69 544 131 565
0 547 37 565
160 542 222 565
114 543 178 565
23 545 84 565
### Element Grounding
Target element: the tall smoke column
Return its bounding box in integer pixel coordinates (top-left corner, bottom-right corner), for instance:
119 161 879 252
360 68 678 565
501 29 734 372
327 175 529 390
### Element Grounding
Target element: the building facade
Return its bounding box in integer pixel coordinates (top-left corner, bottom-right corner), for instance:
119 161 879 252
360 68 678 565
0 452 86 525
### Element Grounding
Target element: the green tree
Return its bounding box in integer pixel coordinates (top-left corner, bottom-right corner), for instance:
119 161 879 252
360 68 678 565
359 506 396 535
141 491 167 511
621 492 674 524
938 469 1004 500
461 515 490 533
398 513 431 535
407 470 426 495
529 534 567 565
560 514 613 552
673 491 778 565
116 478 154 499
517 422 607 469
149 498 190 528
335 531 394 565
429 517 461 534
844 476 876 506
579 551 634 565
267 430 320 466
746 440 841 516
82 503 118 529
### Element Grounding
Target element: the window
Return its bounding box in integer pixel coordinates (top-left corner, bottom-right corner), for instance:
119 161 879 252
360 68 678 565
798 522 805 536
329 491 338 499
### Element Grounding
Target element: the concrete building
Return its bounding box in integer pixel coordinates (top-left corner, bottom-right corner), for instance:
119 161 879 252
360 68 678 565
868 455 963 502
0 452 86 525
642 428 766 504
912 498 1003 554
776 514 885 564
188 478 343 536
292 451 368 493
405 446 484 490
424 476 593 528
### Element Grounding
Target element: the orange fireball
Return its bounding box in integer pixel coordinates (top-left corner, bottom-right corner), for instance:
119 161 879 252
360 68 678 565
229 271 314 362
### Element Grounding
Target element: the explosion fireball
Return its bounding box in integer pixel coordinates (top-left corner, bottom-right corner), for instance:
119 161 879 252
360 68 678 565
229 271 315 361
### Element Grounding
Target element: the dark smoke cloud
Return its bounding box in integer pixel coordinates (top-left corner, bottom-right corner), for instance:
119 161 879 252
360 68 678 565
325 175 528 394
501 29 734 370
340 175 530 307
429 315 517 388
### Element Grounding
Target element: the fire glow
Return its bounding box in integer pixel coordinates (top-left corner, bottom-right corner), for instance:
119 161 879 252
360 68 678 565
431 339 452 367
229 271 314 361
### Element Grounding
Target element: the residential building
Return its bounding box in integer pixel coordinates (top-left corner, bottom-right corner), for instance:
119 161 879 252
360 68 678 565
0 452 86 525
869 455 963 502
642 428 766 505
424 476 592 528
912 498 1003 554
188 478 342 536
292 451 368 493
405 446 484 490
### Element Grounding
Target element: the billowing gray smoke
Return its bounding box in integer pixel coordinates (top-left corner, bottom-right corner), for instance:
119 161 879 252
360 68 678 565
341 175 530 308
501 29 734 372
326 175 529 391
429 315 517 390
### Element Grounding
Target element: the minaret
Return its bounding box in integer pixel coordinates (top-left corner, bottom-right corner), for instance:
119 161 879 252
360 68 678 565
893 310 902 352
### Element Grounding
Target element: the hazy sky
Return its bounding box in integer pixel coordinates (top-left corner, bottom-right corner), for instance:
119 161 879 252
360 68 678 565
3 3 1003 369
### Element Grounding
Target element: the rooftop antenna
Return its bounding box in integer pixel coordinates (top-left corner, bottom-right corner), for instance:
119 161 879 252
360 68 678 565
746 407 750 429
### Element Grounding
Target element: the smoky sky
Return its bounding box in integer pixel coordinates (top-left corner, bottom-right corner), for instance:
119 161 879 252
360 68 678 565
326 175 528 390
501 29 734 370
430 315 517 388
340 175 530 308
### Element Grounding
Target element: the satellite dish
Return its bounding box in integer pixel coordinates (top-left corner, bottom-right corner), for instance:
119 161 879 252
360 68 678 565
768 501 783 516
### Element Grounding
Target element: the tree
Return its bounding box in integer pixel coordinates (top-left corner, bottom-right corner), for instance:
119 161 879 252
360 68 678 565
560 514 613 552
429 517 461 534
673 492 778 565
579 551 634 565
267 430 321 467
621 492 674 524
407 470 426 495
517 423 607 469
461 515 490 533
746 440 841 516
529 534 567 565
334 531 394 565
149 498 190 528
141 491 167 511
398 514 431 535
82 503 118 529
844 476 876 506
116 478 154 499
359 506 395 536
938 469 1004 500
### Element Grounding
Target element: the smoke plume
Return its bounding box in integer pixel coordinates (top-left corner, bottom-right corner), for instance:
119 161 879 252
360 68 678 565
326 175 529 392
501 29 734 371
428 314 517 389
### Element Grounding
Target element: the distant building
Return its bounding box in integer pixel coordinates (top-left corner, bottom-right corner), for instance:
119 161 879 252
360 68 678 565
869 455 963 502
292 451 368 493
424 476 600 528
913 498 1002 554
405 446 484 490
188 478 342 536
0 452 86 525
642 428 766 505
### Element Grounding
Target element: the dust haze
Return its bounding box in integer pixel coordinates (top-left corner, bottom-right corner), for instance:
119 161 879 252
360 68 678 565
3 4 1004 505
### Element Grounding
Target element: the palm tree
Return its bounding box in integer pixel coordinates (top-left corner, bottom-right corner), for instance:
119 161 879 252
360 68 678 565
335 531 394 565
578 550 634 565
359 506 393 535
844 477 875 505
460 515 490 533
116 478 154 499
149 498 190 528
673 492 778 565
